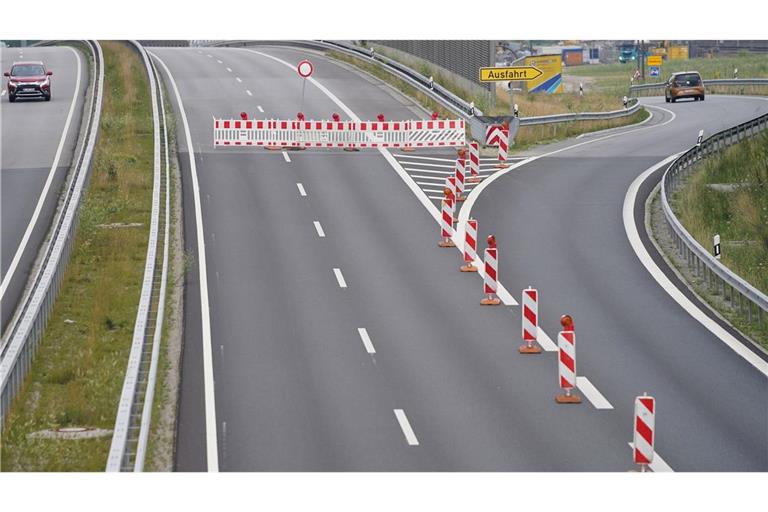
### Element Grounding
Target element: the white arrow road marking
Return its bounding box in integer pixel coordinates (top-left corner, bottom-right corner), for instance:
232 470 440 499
575 376 614 409
313 221 325 238
296 183 307 197
357 328 376 354
394 409 419 446
627 442 674 472
333 268 347 288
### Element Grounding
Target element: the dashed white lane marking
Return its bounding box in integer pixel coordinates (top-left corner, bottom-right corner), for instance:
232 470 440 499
246 90 253 96
207 54 212 58
151 51 219 471
357 328 376 354
216 59 223 64
333 268 347 288
575 376 614 409
241 48 516 310
313 221 325 238
296 183 307 196
282 151 291 163
226 67 232 72
235 77 242 83
394 409 419 446
627 443 674 472
623 154 768 376
257 105 264 112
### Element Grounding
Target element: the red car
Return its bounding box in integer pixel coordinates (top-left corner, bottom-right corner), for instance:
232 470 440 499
4 61 53 102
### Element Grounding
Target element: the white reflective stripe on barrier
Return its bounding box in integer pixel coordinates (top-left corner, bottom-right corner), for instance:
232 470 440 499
213 118 465 148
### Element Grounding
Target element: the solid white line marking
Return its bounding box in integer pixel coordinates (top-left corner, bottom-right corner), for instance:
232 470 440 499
235 77 242 83
412 175 450 181
357 328 376 354
313 221 325 238
282 151 291 163
333 268 347 288
536 329 559 352
627 442 674 472
575 376 614 409
246 90 253 96
394 409 419 446
296 182 307 196
403 167 453 175
623 155 768 376
427 195 444 200
151 52 219 471
207 54 212 58
241 48 516 306
420 187 445 193
257 105 264 112
0 47 82 301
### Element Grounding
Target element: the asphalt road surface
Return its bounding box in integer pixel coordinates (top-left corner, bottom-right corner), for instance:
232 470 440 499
153 45 768 471
1 45 87 333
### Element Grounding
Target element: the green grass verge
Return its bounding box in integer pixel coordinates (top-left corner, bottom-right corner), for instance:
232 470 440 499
1 41 154 471
670 131 768 346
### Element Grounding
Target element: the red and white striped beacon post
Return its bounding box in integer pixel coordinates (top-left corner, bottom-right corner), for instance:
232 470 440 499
438 187 455 248
633 394 656 472
467 141 481 183
480 235 501 305
555 314 581 403
460 218 478 272
454 153 466 201
495 128 509 168
445 176 458 222
519 287 542 354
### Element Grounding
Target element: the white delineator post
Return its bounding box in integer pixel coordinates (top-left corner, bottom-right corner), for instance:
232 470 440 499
468 141 481 182
555 329 581 403
713 234 721 260
480 247 501 305
460 219 478 272
438 198 455 248
633 394 656 472
519 287 541 354
495 129 509 168
454 156 466 201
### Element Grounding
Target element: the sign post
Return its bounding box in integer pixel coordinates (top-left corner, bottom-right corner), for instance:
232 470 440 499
297 59 314 113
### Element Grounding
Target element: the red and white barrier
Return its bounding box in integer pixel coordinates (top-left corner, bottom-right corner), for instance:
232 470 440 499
633 395 656 470
468 141 481 182
438 199 455 247
555 330 581 403
520 287 541 354
496 129 509 168
213 118 465 148
480 248 501 305
460 218 478 272
454 157 466 201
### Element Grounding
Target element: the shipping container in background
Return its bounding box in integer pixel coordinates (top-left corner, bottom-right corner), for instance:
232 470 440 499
563 48 583 66
667 45 689 60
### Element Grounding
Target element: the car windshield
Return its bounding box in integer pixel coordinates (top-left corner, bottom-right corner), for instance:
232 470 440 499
11 64 45 77
674 74 701 86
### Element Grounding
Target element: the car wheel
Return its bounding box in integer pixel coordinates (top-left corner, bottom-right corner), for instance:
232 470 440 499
44 94 51 102
670 97 676 103
8 94 15 103
665 95 670 103
700 95 705 102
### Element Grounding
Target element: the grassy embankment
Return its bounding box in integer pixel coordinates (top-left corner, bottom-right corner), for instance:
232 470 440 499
669 131 768 347
1 41 154 471
331 46 649 151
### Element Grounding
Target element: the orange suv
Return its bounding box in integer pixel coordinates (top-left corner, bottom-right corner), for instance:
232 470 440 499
665 71 705 103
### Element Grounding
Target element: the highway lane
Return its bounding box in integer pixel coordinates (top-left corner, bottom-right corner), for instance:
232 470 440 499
470 95 768 470
0 45 87 333
154 46 649 471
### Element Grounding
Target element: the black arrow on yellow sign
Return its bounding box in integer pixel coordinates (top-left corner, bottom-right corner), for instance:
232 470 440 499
479 66 543 82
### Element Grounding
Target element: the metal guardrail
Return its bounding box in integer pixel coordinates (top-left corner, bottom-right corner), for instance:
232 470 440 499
630 78 768 97
0 41 104 426
106 41 170 472
661 113 768 329
203 40 647 142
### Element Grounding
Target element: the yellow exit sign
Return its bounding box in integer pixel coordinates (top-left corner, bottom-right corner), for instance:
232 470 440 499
479 66 543 82
647 55 663 66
